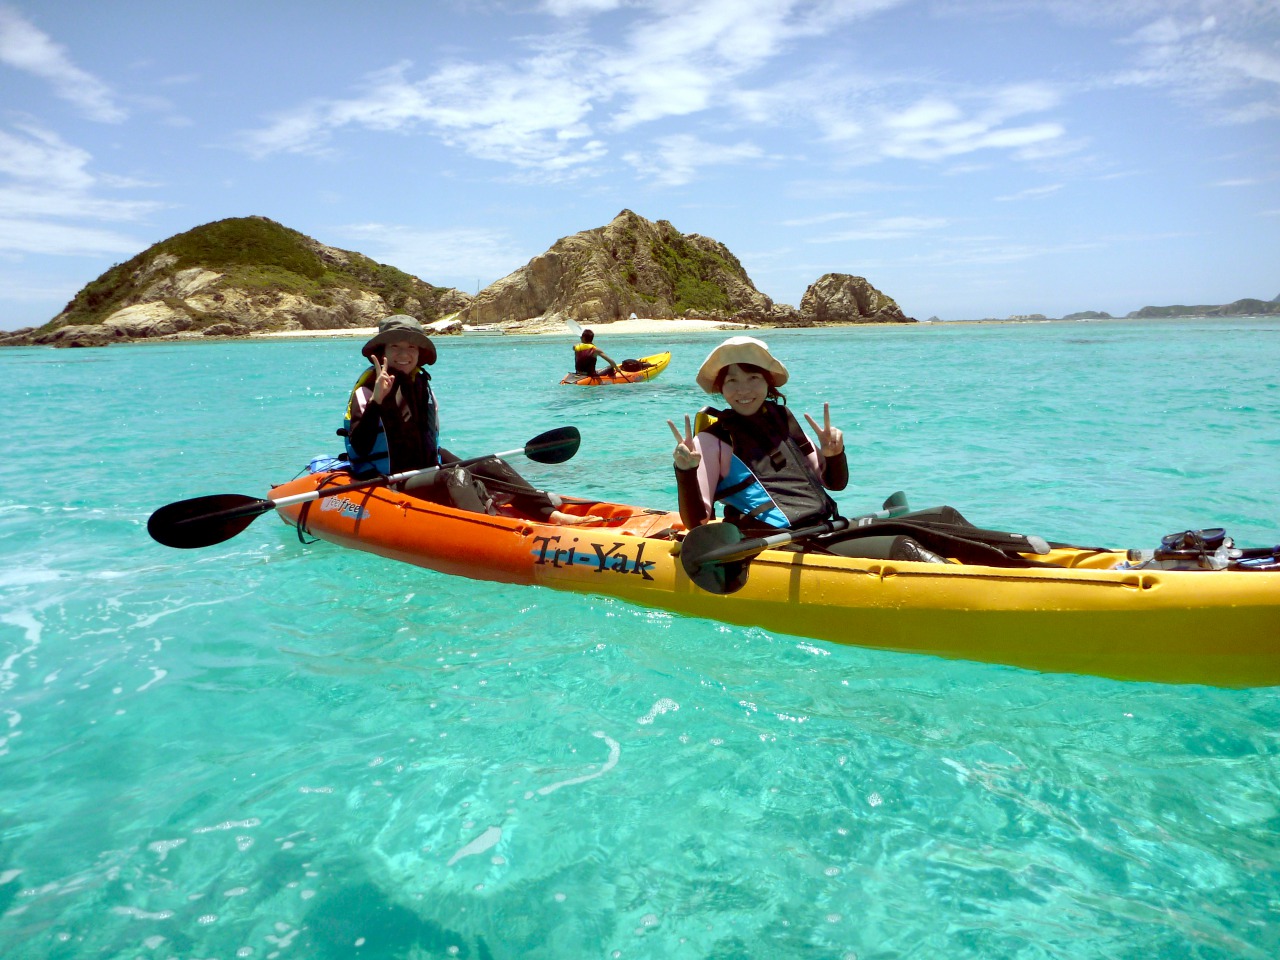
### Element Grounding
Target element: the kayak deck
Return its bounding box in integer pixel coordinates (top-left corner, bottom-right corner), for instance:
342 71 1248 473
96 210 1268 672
269 473 1280 687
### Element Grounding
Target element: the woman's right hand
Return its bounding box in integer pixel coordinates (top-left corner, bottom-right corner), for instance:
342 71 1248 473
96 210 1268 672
371 356 395 403
667 415 701 470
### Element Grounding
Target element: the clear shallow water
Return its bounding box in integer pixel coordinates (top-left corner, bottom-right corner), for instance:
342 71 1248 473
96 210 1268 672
1 319 1278 959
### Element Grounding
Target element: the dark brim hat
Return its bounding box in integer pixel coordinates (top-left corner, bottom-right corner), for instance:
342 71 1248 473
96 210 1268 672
362 314 437 366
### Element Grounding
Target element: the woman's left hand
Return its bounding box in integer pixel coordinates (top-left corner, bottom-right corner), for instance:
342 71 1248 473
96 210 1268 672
804 403 844 457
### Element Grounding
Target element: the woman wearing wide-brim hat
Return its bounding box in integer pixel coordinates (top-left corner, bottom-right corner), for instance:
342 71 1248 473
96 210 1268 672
667 336 943 561
343 315 596 524
343 315 442 478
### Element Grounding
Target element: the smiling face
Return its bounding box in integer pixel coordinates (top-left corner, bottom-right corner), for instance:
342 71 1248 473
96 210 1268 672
719 363 770 417
382 339 421 374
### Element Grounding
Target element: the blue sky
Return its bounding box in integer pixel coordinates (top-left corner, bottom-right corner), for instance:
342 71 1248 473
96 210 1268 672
1 0 1277 328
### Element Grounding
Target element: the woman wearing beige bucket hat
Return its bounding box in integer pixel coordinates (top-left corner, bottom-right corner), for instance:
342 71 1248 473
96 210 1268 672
342 315 596 524
667 336 943 561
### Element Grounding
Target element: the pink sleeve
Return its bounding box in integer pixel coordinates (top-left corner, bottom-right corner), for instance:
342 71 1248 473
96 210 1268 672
692 431 730 516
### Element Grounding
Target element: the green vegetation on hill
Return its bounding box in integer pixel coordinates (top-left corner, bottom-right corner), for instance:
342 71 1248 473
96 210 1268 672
605 214 740 314
651 236 734 314
163 217 326 278
61 258 147 327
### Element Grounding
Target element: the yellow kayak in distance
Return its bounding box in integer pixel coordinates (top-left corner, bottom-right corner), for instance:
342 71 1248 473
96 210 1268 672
560 351 672 386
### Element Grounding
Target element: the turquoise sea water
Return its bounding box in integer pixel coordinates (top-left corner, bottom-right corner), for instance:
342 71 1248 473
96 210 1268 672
2 319 1278 959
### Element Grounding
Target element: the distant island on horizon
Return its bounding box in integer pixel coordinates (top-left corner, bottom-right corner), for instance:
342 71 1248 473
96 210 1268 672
935 296 1280 324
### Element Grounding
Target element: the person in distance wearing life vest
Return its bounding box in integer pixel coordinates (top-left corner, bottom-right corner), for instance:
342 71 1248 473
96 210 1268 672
573 328 618 378
666 336 944 561
344 315 597 524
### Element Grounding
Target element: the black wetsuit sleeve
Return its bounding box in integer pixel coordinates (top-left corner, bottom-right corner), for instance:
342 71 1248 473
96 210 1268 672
822 450 849 492
784 405 849 493
675 465 712 529
347 397 385 457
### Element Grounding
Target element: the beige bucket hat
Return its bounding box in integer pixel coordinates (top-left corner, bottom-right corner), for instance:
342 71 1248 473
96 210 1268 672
361 314 437 366
695 336 789 393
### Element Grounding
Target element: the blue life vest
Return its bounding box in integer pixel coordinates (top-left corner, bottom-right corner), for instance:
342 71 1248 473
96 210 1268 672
342 366 439 477
700 404 837 530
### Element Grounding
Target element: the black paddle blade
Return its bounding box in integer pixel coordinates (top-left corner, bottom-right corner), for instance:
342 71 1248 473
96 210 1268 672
147 494 273 549
680 523 751 595
524 426 581 465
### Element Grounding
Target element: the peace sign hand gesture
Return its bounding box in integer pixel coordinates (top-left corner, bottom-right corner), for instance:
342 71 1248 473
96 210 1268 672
667 415 702 470
371 356 395 404
803 403 844 457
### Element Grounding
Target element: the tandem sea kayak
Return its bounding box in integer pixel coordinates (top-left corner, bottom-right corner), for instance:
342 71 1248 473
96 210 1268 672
266 470 1280 688
560 351 672 385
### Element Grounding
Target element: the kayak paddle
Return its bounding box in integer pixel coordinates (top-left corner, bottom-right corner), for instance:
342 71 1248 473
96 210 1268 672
680 513 1052 595
148 426 581 550
680 519 844 594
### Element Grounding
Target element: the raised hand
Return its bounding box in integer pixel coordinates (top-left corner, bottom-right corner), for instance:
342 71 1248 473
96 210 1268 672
803 403 844 457
371 356 395 403
667 415 702 470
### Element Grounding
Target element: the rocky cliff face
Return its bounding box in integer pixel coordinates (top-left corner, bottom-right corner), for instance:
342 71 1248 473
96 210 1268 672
3 216 470 347
798 273 914 324
460 209 797 327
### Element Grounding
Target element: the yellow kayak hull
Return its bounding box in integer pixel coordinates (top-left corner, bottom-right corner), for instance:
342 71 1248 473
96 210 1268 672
270 475 1280 687
560 351 672 385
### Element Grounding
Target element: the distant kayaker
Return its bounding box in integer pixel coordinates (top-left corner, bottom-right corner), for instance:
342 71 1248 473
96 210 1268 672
345 315 597 524
667 336 943 561
573 329 618 377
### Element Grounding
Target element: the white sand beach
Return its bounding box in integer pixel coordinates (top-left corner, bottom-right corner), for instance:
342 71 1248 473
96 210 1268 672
576 317 758 335
250 317 759 340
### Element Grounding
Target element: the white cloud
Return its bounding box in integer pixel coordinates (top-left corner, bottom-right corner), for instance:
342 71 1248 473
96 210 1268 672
0 124 161 216
623 133 764 186
0 6 125 122
240 0 910 175
542 0 626 13
0 186 161 221
781 211 864 227
806 215 948 242
739 61 1073 167
0 123 93 190
783 177 909 199
0 124 161 255
1112 2 1280 121
995 183 1064 201
603 0 907 130
884 232 1117 268
877 85 1066 161
0 218 142 255
233 0 1271 189
243 57 606 173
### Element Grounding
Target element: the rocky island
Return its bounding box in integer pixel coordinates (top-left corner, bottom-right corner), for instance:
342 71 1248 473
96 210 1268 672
1 211 915 347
